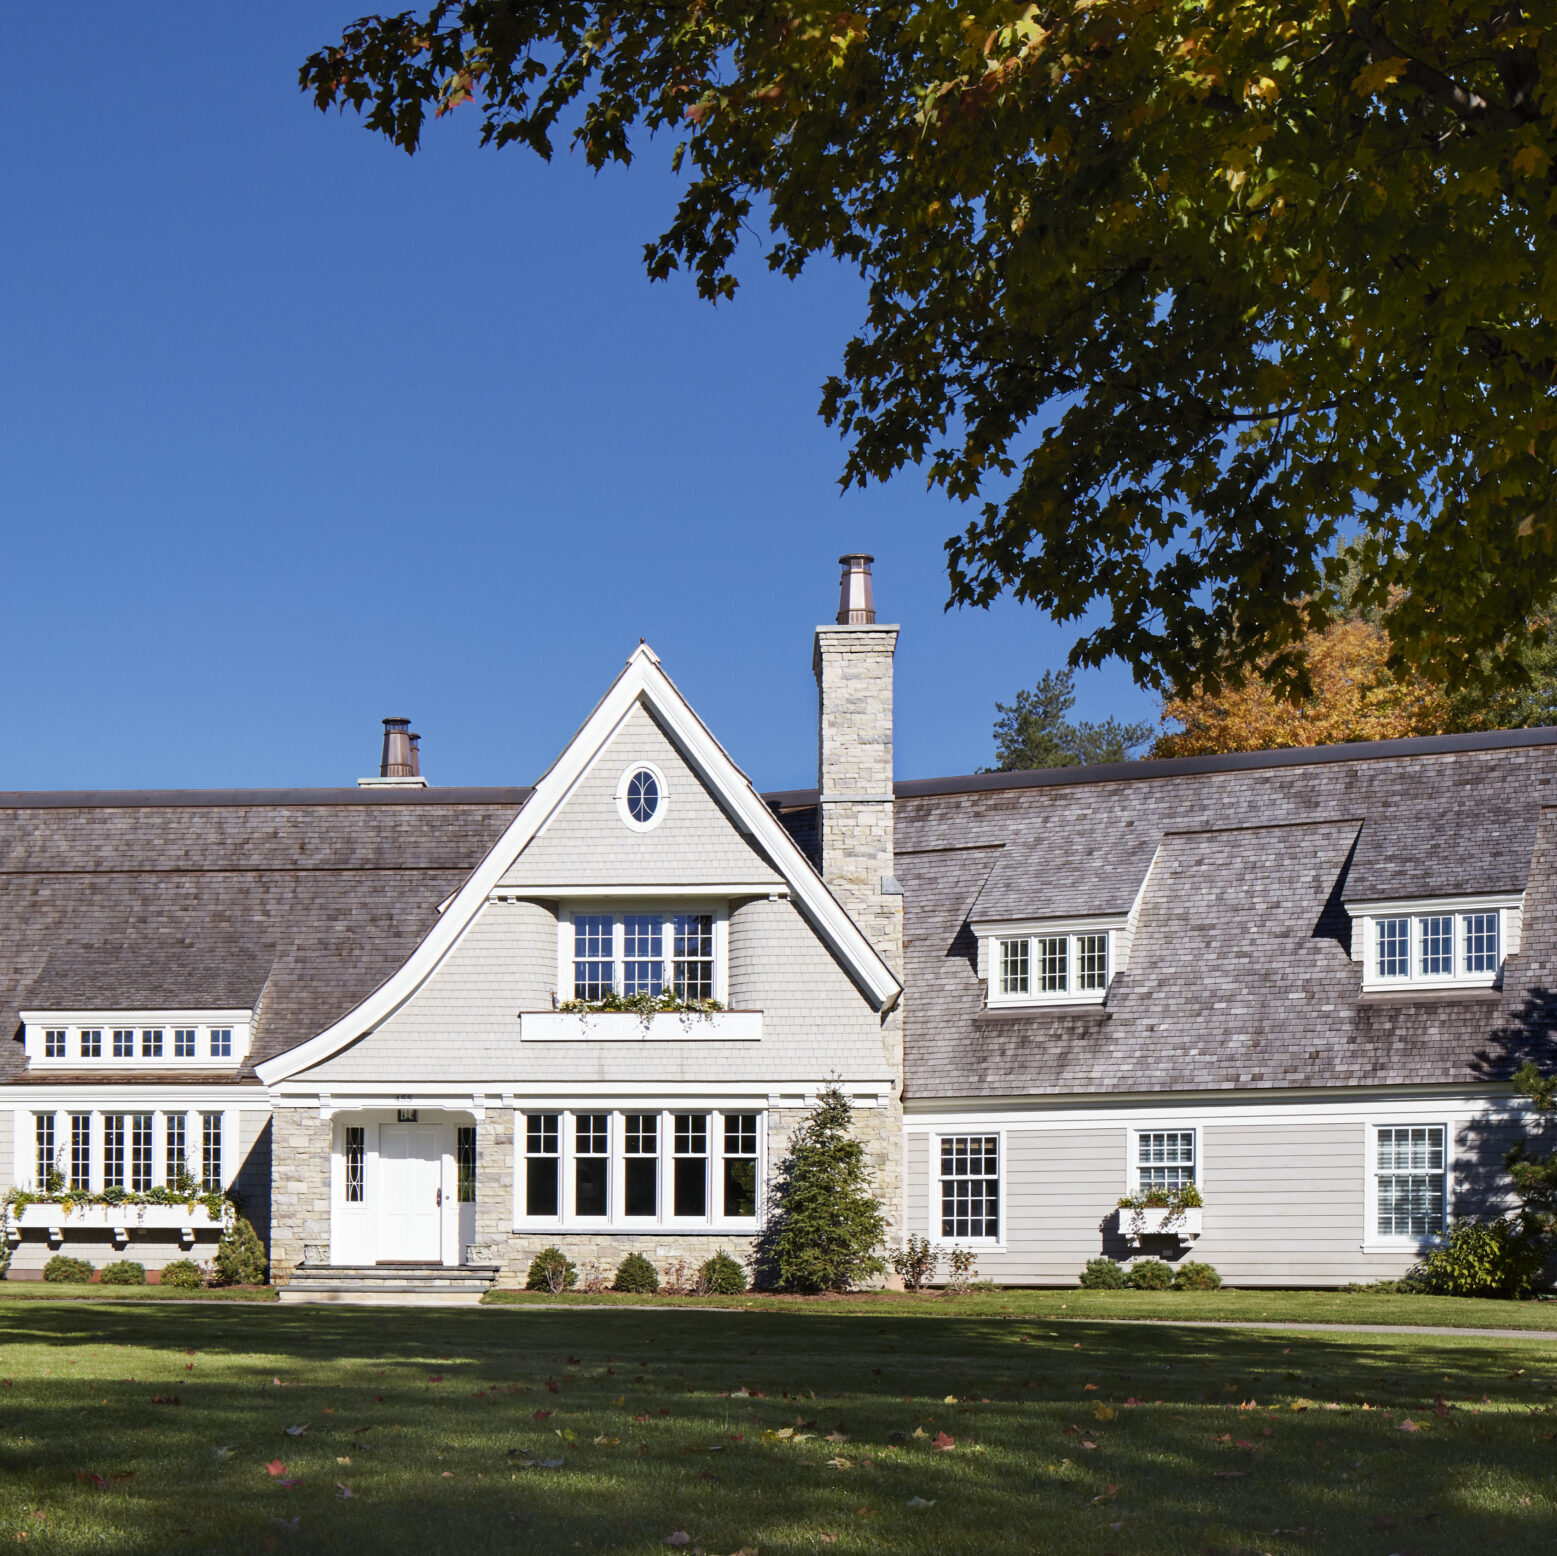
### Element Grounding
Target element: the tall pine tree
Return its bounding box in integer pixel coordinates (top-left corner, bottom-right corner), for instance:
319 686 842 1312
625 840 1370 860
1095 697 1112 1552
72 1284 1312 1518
757 1084 886 1293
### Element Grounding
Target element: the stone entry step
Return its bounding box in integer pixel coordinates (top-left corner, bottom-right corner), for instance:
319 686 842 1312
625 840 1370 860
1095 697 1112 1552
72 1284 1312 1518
279 1264 499 1307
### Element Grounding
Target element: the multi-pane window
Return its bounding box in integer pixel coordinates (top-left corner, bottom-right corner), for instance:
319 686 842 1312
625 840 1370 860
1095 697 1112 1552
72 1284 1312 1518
103 1115 125 1190
573 915 615 1000
34 1024 240 1063
722 1114 758 1219
1371 911 1506 985
989 931 1112 1002
174 1028 196 1059
210 1028 233 1058
569 912 720 1002
69 1114 91 1189
345 1126 366 1203
43 1029 66 1059
998 939 1029 996
140 1028 163 1059
1463 913 1500 974
112 1028 134 1059
940 1136 1000 1240
575 1113 609 1217
35 1113 55 1189
673 915 715 1001
80 1029 102 1059
624 1113 658 1217
457 1126 477 1204
525 1114 560 1216
673 1114 708 1217
1376 1125 1446 1236
518 1110 761 1226
130 1115 153 1192
622 915 664 996
166 1113 187 1186
1138 1131 1196 1190
200 1113 222 1192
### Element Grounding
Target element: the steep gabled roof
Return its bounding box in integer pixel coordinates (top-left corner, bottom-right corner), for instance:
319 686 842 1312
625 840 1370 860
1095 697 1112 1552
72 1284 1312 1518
258 645 901 1085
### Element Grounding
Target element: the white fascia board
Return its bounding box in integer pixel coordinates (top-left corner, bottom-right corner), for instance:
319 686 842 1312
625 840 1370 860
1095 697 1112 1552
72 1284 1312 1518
1344 891 1523 917
0 1084 268 1108
493 883 789 901
969 913 1128 939
258 645 899 1086
21 1008 254 1026
269 1077 894 1106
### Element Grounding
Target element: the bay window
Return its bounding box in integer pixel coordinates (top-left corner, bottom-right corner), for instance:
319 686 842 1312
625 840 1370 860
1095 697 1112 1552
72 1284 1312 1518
516 1108 762 1228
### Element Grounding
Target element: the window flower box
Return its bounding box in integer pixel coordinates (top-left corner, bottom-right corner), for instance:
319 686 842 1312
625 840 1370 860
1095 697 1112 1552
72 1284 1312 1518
520 1010 762 1043
6 1201 227 1246
1118 1206 1203 1244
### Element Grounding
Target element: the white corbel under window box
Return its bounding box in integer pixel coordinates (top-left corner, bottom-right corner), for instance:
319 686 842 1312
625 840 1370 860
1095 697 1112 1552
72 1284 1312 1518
1118 1206 1203 1245
520 1011 762 1043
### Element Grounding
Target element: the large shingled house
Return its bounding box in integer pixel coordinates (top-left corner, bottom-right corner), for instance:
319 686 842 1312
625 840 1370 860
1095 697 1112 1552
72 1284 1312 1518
1 557 1551 1296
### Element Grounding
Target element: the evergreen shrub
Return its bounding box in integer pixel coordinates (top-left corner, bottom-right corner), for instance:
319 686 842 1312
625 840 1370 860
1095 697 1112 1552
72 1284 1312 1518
159 1259 205 1290
213 1217 268 1286
100 1260 146 1286
1079 1257 1128 1289
613 1252 660 1294
525 1247 577 1292
1171 1260 1222 1290
1128 1258 1174 1290
755 1083 885 1292
42 1255 94 1284
698 1250 747 1295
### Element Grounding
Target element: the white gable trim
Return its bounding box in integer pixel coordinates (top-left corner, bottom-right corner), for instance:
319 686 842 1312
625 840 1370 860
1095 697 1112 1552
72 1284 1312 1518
257 645 900 1084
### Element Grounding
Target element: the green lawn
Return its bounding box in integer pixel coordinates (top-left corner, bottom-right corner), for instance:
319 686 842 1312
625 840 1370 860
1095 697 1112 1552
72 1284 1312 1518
487 1283 1557 1330
0 1301 1554 1553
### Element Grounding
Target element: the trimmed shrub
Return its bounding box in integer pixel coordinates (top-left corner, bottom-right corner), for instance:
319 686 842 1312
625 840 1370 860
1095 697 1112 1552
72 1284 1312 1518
1171 1260 1222 1291
100 1260 146 1286
1079 1257 1128 1290
525 1247 578 1293
891 1235 938 1292
699 1250 748 1296
159 1259 205 1290
1128 1258 1174 1290
213 1217 268 1286
613 1252 660 1294
1413 1217 1547 1299
42 1254 94 1284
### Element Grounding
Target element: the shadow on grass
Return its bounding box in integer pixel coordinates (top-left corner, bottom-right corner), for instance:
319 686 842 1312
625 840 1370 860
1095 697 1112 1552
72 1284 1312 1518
0 1305 1552 1554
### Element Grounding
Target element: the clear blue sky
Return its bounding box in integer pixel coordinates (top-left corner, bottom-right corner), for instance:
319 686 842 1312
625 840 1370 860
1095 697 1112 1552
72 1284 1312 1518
0 4 1158 794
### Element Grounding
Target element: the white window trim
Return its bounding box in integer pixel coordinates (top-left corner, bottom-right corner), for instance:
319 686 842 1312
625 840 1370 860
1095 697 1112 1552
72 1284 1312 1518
1126 1124 1203 1196
1363 1118 1453 1250
615 761 669 833
512 1107 764 1233
928 1129 1006 1250
556 905 729 1005
19 1010 253 1071
974 917 1124 1008
1353 896 1517 993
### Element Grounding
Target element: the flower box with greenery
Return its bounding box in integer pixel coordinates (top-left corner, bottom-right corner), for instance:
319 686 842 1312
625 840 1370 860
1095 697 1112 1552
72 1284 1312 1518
1116 1184 1204 1244
3 1170 236 1240
522 991 759 1043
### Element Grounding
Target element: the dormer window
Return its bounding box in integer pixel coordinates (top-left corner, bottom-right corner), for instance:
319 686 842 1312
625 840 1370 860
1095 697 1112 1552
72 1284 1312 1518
21 1010 252 1069
1352 896 1519 992
976 917 1120 1007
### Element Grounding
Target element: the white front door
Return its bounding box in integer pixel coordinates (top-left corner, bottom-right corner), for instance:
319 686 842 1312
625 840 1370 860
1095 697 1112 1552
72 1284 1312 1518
378 1124 443 1262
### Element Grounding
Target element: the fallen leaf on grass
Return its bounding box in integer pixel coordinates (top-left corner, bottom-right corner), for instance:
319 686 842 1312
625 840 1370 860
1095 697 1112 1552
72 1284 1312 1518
336 1457 351 1466
1089 1485 1119 1506
214 1447 238 1461
665 1533 691 1547
594 1436 620 1446
276 1479 303 1491
335 1484 355 1500
283 1425 308 1437
427 1375 444 1384
1092 1404 1115 1421
932 1432 955 1452
1079 1440 1098 1451
533 1410 553 1421
826 1457 852 1469
825 1430 848 1443
1397 1419 1423 1433
150 1394 180 1406
906 1496 936 1509
943 1394 958 1404
264 1462 289 1478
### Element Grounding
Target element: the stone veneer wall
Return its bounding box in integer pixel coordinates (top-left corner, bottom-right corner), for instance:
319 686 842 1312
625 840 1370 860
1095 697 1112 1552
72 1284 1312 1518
269 1107 332 1283
472 1104 896 1287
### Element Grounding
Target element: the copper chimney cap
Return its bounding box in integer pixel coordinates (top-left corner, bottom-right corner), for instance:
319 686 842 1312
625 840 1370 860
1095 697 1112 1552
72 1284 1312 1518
408 732 422 779
836 553 876 624
380 717 415 779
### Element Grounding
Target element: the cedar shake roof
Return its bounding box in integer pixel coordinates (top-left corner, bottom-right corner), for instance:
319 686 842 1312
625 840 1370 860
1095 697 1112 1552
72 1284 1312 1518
882 729 1557 1099
0 788 529 1083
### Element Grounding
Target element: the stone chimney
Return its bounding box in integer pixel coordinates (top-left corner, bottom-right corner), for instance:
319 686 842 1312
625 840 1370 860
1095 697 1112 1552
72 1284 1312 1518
814 554 902 970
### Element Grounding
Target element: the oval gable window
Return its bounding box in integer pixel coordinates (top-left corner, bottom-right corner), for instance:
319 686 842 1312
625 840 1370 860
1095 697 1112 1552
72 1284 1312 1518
626 768 659 824
617 762 668 831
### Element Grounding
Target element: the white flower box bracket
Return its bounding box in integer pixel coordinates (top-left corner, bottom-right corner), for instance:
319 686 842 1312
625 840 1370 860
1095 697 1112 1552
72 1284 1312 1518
1118 1206 1203 1246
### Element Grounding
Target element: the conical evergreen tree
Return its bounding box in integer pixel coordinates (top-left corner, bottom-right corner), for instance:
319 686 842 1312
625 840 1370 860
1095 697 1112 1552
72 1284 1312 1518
758 1084 885 1293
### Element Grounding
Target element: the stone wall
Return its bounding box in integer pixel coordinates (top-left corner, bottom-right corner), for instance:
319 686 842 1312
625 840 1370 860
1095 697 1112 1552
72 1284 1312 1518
269 1107 331 1283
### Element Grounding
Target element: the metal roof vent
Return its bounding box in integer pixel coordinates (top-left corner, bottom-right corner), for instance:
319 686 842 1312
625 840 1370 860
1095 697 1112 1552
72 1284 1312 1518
358 717 429 788
836 553 876 624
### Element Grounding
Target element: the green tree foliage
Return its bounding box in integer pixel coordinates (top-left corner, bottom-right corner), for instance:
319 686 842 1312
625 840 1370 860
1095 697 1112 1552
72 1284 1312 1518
213 1217 268 1287
306 5 1557 698
1412 1217 1548 1299
989 668 1152 771
1507 1060 1557 1252
757 1084 885 1293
